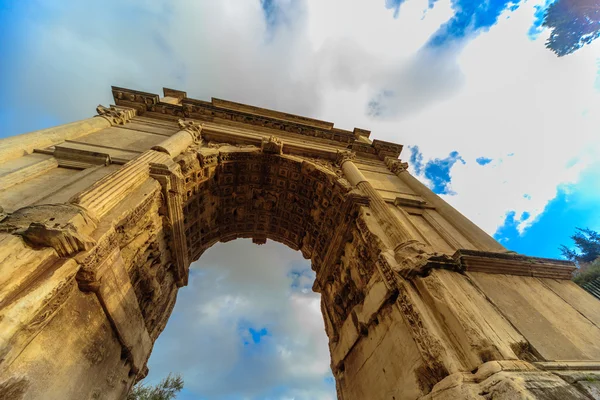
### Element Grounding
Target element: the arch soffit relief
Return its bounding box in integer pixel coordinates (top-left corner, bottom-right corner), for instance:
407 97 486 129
170 140 370 273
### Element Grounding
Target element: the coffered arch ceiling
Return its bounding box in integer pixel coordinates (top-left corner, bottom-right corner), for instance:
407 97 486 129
172 143 369 274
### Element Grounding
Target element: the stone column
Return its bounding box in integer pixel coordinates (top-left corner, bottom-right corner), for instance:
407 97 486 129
336 150 422 251
151 119 202 158
385 157 505 252
0 105 134 164
336 151 455 395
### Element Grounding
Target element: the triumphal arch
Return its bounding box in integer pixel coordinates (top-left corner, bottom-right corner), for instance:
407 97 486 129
0 87 599 399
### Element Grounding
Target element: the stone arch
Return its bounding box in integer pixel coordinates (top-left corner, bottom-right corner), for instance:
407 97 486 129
113 141 378 369
1 92 599 400
174 143 357 265
167 143 378 352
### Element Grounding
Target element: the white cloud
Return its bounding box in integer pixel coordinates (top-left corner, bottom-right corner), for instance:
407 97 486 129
145 240 335 399
422 0 600 234
306 0 600 236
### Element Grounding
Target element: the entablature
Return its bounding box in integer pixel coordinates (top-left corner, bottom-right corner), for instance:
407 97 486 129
111 86 403 161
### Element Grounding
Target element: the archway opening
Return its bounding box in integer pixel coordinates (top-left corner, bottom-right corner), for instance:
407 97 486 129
144 239 336 399
125 145 371 398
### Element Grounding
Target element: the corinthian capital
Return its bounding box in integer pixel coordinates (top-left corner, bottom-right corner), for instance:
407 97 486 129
335 150 356 167
385 156 409 174
177 119 203 142
95 105 134 126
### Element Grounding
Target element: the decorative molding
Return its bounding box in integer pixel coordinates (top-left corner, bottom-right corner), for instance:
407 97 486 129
534 361 600 371
76 229 120 290
0 258 80 371
385 156 409 174
315 190 369 285
352 138 405 160
261 136 283 155
350 142 377 156
218 147 261 163
111 87 407 153
212 97 334 130
393 262 450 385
454 249 576 280
197 148 218 167
111 86 160 115
149 160 190 287
373 140 403 160
300 157 343 178
377 251 397 290
393 196 431 209
27 275 76 331
183 97 355 144
353 128 371 139
95 105 134 126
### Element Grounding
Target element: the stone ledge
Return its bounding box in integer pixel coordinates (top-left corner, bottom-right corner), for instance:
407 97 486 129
535 361 600 371
54 146 111 169
453 249 576 280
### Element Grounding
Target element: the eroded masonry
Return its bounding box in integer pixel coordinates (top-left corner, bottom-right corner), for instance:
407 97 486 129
1 87 599 400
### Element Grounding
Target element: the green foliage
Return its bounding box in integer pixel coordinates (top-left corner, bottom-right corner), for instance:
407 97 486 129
573 257 600 285
561 227 600 286
127 373 184 400
543 0 600 56
560 227 600 265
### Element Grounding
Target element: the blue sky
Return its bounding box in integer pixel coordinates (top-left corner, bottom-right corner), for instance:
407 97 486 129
147 241 334 399
496 165 600 258
1 0 599 399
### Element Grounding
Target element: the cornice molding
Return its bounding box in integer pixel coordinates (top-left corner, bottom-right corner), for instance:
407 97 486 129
111 86 403 159
385 156 409 174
